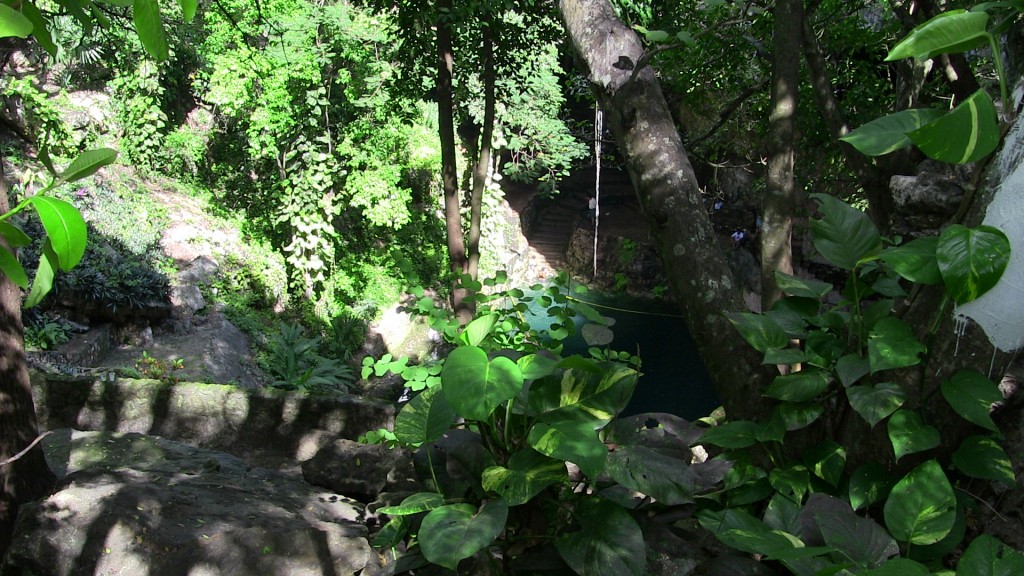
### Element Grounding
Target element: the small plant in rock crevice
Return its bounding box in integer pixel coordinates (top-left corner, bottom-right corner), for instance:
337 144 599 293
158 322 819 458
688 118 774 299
135 351 185 384
263 322 354 394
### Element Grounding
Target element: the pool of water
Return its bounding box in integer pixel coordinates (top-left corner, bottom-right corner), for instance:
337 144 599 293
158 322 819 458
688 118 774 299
523 288 721 421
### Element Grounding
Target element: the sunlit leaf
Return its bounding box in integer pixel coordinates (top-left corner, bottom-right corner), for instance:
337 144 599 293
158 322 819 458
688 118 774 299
442 345 523 421
887 410 939 461
883 460 956 545
840 108 943 156
177 0 197 21
810 194 882 270
25 241 57 308
0 246 28 288
57 148 118 184
886 10 990 61
132 0 169 61
21 1 56 55
482 449 567 506
882 236 942 285
394 385 456 445
527 412 607 479
936 224 1011 304
909 90 1000 163
26 196 87 270
941 369 1002 431
847 383 906 428
377 492 444 516
952 436 1014 483
958 534 1024 576
420 500 507 570
868 317 925 372
0 4 33 38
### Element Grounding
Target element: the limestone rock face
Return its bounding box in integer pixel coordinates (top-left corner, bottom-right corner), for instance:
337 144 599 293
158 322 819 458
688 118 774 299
302 439 419 502
4 430 381 576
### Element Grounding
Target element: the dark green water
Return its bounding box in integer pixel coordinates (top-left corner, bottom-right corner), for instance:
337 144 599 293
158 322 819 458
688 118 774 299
526 289 721 421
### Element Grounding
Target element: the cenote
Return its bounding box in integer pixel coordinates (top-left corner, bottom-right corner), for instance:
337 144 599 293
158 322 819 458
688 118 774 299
523 286 721 421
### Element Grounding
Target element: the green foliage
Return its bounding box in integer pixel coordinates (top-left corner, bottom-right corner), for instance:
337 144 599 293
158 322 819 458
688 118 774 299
263 322 354 394
23 311 73 351
1 76 75 156
135 350 185 383
111 60 169 171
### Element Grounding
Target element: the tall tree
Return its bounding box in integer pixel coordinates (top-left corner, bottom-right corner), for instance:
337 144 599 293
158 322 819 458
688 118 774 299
761 0 803 311
466 12 496 284
558 0 775 421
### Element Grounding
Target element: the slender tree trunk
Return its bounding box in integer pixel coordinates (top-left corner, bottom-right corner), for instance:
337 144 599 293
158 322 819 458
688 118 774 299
436 0 472 324
761 0 803 311
558 0 775 421
0 159 57 554
467 16 496 284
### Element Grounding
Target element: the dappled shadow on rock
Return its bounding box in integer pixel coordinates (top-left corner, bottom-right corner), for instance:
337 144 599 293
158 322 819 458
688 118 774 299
3 430 380 576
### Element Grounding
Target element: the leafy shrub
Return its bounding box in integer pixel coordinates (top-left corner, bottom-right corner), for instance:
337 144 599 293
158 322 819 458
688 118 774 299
58 180 168 256
135 351 185 384
263 322 354 394
1 76 75 157
23 311 74 351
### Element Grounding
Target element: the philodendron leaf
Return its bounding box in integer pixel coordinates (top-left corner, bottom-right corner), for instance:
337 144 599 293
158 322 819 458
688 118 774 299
868 317 926 372
727 312 788 352
848 462 898 511
56 147 118 184
764 369 830 403
883 460 956 545
419 500 508 571
775 271 832 299
937 224 1011 304
840 108 943 156
887 410 940 461
26 196 87 270
132 0 169 60
882 236 942 285
0 247 28 289
527 413 607 479
835 354 871 387
699 420 760 449
910 90 1000 164
377 492 445 516
442 345 523 421
858 557 931 575
393 385 456 445
0 4 33 38
556 499 645 576
517 353 559 380
24 241 58 308
886 10 990 61
482 448 567 506
952 436 1015 483
533 361 638 427
810 193 882 270
941 369 1003 431
958 534 1024 576
814 509 900 570
847 383 906 428
461 313 497 346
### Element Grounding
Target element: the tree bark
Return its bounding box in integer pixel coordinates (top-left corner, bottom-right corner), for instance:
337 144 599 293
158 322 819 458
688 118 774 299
558 0 775 421
761 0 803 311
436 0 472 324
0 159 57 554
467 15 496 284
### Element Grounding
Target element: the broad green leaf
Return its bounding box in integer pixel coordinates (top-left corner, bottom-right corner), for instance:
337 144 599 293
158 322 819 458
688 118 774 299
810 194 882 270
24 241 57 308
419 500 508 571
0 246 27 288
676 30 695 46
848 462 898 511
21 2 57 56
698 508 766 537
177 0 197 21
371 516 409 549
883 460 956 545
461 313 497 346
859 557 931 575
815 509 899 570
718 529 827 560
775 271 832 299
517 353 559 380
442 346 523 421
958 534 1024 576
726 312 787 352
26 196 87 270
556 499 645 576
531 361 637 426
952 436 1015 483
644 29 669 42
882 236 942 285
937 224 1011 304
481 449 567 506
769 465 809 502
764 369 830 403
835 354 871 387
393 385 456 445
847 383 906 427
840 108 943 156
941 369 1002 431
574 300 606 324
886 10 990 61
763 347 813 365
868 317 925 372
377 492 445 516
132 0 169 61
887 410 940 461
764 493 801 534
766 296 819 338
94 0 135 7
776 402 824 431
910 90 1000 163
699 420 759 449
527 413 607 479
0 4 33 38
57 148 118 184
803 441 846 487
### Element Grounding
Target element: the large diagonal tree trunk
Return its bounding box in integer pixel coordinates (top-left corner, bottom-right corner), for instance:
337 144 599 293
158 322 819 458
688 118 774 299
558 0 774 420
0 159 57 554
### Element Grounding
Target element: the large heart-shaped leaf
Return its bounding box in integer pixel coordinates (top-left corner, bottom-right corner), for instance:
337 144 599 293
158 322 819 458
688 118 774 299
394 385 456 445
0 4 33 38
377 492 445 516
556 499 645 576
835 354 871 387
775 271 832 299
776 402 824 431
26 196 87 270
886 10 990 61
481 448 567 506
952 436 1015 483
868 317 926 372
887 410 939 461
937 224 1011 304
132 0 169 61
848 462 898 511
528 361 637 427
840 108 943 156
442 345 523 421
847 383 906 427
727 312 788 352
883 460 956 545
881 236 942 285
858 557 931 575
910 90 1000 164
527 412 607 479
699 420 760 449
941 369 1002 431
810 194 882 270
958 534 1024 576
764 369 830 403
460 313 497 346
814 508 899 570
419 500 508 570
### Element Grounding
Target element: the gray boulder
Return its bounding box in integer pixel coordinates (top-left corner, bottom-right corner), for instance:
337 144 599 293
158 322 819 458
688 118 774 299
302 439 418 503
3 430 383 576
